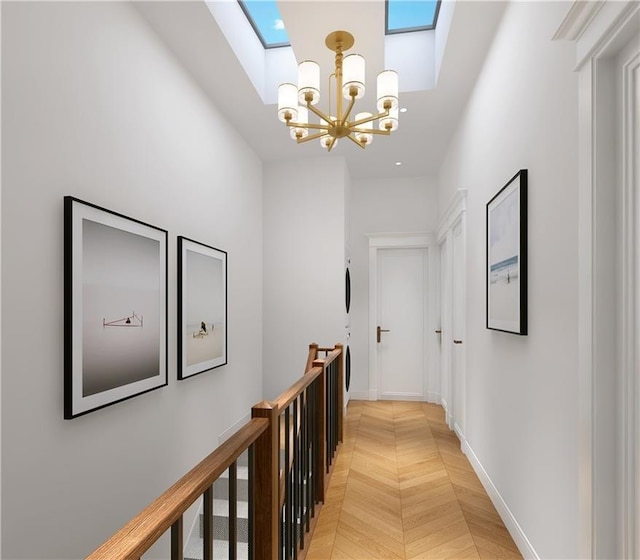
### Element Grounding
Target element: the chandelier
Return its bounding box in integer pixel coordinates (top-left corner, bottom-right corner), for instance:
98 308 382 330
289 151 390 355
277 30 399 151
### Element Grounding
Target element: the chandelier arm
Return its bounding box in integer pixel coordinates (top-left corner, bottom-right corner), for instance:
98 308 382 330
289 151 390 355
346 134 366 149
350 108 390 128
359 128 392 136
286 122 331 131
295 131 330 144
327 136 338 152
341 95 357 123
306 102 334 125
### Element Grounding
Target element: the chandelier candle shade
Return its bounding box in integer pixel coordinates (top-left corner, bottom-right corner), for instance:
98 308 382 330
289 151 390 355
277 30 399 151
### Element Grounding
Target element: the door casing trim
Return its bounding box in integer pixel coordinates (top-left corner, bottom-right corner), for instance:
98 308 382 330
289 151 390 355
367 233 437 401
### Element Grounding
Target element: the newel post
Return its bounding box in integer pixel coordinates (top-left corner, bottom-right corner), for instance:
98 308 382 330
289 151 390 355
251 401 279 560
335 342 344 442
312 358 327 503
306 342 319 373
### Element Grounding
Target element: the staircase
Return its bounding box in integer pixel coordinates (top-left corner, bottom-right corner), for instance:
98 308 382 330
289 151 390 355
85 343 344 560
184 451 249 560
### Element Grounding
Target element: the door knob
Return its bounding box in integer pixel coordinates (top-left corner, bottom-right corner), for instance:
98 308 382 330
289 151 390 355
435 330 442 334
377 326 390 343
453 339 463 344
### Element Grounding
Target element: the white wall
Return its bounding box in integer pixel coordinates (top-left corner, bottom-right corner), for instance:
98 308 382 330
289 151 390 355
262 157 346 400
348 176 438 399
1 3 263 558
437 2 579 558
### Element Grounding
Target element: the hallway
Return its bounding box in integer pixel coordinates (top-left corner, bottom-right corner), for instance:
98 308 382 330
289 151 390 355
306 401 522 559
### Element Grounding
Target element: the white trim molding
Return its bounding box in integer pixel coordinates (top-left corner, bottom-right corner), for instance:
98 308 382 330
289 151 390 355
367 233 438 403
621 45 640 559
556 2 640 557
436 189 467 434
553 1 605 42
462 439 540 560
366 232 436 247
436 188 467 243
348 390 376 401
554 1 640 70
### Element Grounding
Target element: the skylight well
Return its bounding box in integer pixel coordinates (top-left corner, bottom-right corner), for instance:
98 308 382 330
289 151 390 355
238 1 290 48
386 0 441 34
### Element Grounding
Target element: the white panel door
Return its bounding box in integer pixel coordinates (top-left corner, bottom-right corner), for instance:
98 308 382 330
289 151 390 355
452 223 466 437
439 238 451 421
377 248 427 400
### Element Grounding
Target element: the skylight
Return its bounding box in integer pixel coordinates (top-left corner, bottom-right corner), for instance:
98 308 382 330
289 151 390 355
238 1 290 48
386 0 441 34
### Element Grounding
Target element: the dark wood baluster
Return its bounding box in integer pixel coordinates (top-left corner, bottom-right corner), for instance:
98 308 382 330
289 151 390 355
332 362 336 462
203 486 213 560
171 515 183 560
248 445 254 560
285 406 291 560
315 365 326 503
279 413 285 560
229 461 237 560
293 398 299 560
337 343 344 443
332 362 338 460
326 365 332 472
309 380 316 515
301 390 309 545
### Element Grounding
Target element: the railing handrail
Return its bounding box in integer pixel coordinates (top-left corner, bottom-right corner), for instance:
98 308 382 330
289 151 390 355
305 343 319 373
86 417 269 559
315 348 341 367
273 365 323 411
86 341 344 560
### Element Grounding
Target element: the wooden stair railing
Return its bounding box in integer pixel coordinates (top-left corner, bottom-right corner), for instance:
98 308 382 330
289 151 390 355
274 342 343 560
85 343 343 560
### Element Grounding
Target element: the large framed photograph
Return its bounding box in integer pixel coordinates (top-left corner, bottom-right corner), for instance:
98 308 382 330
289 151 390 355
178 237 227 379
486 169 528 335
64 197 168 418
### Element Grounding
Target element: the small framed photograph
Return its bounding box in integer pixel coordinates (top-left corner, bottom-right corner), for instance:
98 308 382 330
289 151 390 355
64 197 168 419
177 237 227 379
486 169 528 335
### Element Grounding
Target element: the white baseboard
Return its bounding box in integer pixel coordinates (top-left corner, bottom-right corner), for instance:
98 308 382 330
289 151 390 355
441 398 454 426
218 412 251 444
380 392 424 401
349 390 376 401
426 391 441 404
453 422 465 444
462 439 540 560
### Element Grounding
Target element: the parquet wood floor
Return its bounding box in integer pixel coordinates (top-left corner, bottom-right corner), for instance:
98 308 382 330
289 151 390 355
305 401 522 560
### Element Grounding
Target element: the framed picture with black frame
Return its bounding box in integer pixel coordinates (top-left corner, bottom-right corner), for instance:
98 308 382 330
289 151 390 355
486 169 528 335
177 236 228 379
64 196 168 418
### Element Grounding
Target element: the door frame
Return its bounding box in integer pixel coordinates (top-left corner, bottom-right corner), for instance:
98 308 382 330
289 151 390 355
367 233 438 402
451 219 467 439
555 2 640 556
436 190 467 433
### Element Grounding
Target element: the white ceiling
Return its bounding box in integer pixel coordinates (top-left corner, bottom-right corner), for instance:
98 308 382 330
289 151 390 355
134 1 507 180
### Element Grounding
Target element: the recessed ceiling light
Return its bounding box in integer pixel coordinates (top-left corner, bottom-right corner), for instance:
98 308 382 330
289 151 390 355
395 161 402 166
400 107 408 113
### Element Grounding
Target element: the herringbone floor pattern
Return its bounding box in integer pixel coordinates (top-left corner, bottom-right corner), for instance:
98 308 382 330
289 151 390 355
306 401 522 559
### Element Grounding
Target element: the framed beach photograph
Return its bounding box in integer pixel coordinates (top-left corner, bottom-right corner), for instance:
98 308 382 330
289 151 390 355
177 237 227 379
486 169 528 335
64 197 168 419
